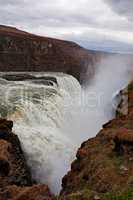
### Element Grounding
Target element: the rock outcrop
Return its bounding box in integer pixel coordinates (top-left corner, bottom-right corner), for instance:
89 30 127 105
0 25 110 82
0 185 52 200
60 81 133 199
1 74 58 86
0 119 52 200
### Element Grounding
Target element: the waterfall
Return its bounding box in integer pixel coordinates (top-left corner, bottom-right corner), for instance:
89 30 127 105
0 72 81 193
0 63 131 194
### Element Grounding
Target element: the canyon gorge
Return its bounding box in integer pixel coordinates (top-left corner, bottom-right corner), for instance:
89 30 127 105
0 25 132 200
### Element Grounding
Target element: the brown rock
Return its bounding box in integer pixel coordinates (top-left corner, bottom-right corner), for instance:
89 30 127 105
0 140 11 177
0 185 52 200
0 25 114 82
61 81 133 199
0 119 32 188
0 119 53 199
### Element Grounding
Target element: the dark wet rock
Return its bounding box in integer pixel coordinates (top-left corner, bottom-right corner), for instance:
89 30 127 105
2 74 58 86
0 119 53 200
2 74 35 81
0 119 32 188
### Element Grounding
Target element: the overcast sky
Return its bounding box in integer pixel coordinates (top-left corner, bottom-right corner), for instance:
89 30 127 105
0 0 133 53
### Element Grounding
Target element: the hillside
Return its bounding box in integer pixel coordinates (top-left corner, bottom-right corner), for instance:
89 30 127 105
0 25 111 82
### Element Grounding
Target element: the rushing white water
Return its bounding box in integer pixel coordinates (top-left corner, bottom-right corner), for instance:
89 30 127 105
0 72 81 193
0 61 131 194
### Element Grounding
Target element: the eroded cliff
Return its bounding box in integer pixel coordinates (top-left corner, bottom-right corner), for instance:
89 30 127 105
0 25 107 81
60 81 133 199
0 119 52 200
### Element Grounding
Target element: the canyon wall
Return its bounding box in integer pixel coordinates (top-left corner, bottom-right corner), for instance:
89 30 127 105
0 25 110 82
0 25 133 200
0 119 53 200
60 81 133 199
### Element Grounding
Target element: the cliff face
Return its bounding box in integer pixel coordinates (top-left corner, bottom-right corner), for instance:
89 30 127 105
0 119 52 200
0 25 109 81
60 81 133 199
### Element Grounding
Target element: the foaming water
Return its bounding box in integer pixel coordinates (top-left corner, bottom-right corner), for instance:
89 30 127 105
0 62 131 193
0 73 81 193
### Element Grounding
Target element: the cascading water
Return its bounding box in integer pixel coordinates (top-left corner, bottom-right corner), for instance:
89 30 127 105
0 61 131 194
0 72 81 193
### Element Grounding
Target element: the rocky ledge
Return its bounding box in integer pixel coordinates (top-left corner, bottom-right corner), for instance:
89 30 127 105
0 119 52 200
60 81 133 199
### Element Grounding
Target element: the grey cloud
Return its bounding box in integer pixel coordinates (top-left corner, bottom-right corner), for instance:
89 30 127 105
105 0 133 20
0 0 98 28
0 0 132 29
0 0 132 53
0 0 24 5
0 0 132 32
